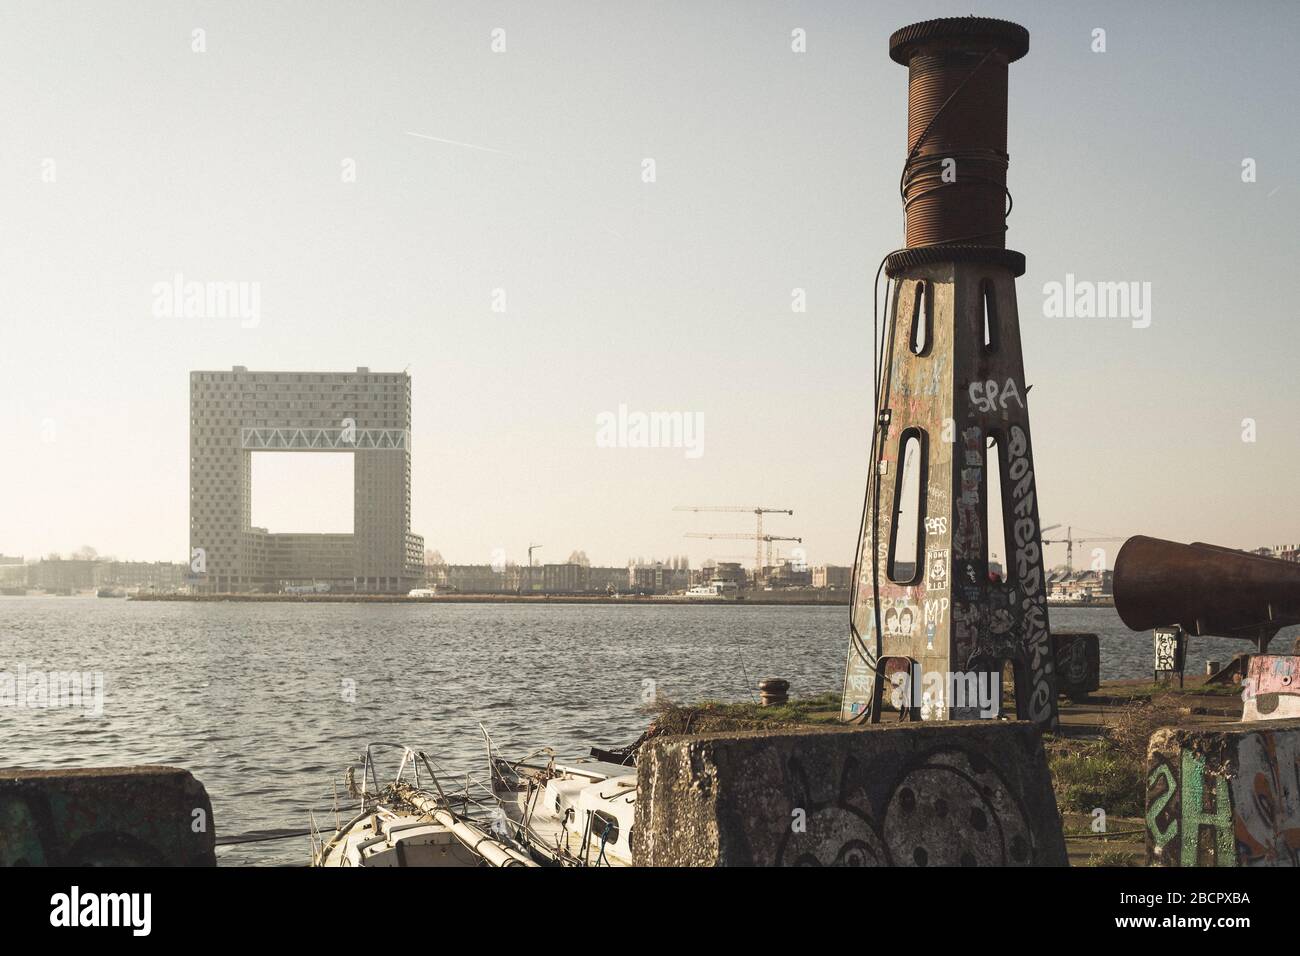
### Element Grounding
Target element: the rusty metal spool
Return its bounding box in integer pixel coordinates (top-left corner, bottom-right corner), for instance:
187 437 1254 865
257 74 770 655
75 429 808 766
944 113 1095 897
888 17 1029 256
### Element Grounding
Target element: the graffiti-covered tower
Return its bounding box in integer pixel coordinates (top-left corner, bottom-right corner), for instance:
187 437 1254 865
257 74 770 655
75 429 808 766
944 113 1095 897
842 18 1058 729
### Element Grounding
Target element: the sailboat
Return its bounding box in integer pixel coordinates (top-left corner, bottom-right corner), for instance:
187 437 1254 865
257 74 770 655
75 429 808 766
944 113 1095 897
311 733 636 867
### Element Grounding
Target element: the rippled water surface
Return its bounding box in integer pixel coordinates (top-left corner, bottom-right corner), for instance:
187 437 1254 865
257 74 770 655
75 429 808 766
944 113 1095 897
1 598 1278 864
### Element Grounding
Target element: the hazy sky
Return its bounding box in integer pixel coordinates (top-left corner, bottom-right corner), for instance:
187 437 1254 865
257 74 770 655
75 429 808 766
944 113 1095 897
1 0 1296 569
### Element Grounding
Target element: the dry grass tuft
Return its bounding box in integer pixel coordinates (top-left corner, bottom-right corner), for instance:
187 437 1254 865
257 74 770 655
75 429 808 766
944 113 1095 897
1104 694 1187 764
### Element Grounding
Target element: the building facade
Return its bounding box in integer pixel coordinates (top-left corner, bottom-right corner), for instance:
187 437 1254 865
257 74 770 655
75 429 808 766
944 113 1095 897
542 562 590 593
586 566 627 594
98 561 188 590
438 564 517 593
628 559 692 594
190 367 423 593
812 565 853 589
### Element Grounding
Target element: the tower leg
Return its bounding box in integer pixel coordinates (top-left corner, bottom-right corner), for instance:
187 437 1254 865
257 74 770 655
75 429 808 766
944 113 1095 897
841 258 1058 731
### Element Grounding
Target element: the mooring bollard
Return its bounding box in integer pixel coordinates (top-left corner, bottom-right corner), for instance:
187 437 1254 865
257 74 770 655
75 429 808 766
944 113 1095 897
1206 660 1220 676
758 678 789 707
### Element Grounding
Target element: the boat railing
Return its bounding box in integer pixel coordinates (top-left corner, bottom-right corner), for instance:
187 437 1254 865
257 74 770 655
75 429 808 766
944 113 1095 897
309 741 527 862
309 737 607 865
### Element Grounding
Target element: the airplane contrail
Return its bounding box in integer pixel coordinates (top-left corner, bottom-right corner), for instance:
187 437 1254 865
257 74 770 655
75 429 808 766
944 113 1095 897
404 129 624 240
404 130 511 155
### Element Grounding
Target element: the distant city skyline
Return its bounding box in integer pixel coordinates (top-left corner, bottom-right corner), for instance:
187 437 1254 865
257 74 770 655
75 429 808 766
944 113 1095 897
10 538 1296 576
1 1 1297 570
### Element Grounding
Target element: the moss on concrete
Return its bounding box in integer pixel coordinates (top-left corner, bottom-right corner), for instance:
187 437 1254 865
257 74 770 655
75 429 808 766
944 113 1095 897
650 692 842 736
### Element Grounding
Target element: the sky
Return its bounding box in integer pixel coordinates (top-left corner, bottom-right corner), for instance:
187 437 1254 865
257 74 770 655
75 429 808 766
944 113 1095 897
0 0 1297 569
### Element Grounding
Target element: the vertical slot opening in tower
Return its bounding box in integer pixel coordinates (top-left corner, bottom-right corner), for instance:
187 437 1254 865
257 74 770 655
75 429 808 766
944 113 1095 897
909 280 930 355
986 433 1007 583
888 429 927 584
982 279 999 353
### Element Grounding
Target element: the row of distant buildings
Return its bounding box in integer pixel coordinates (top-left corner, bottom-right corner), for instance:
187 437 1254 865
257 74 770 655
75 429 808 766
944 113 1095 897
1255 544 1300 562
426 557 853 596
0 555 188 593
9 541 1294 599
0 551 853 597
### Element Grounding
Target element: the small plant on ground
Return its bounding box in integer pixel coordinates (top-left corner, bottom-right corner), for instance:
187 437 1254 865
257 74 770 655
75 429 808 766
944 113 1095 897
1085 845 1140 867
1049 692 1188 820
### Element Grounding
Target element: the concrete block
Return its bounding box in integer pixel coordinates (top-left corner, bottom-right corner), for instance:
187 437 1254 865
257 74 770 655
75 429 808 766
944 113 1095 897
1146 719 1300 866
1052 631 1100 700
1243 655 1300 721
634 722 1066 866
0 766 215 866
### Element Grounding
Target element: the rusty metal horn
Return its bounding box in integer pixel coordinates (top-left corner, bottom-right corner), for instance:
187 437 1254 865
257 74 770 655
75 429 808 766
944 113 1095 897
1113 535 1300 647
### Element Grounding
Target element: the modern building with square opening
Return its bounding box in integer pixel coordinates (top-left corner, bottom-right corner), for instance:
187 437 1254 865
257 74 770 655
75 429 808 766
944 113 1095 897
189 366 423 593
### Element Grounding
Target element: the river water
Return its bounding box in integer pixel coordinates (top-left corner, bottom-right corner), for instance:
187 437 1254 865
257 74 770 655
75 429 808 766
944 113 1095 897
0 597 1281 865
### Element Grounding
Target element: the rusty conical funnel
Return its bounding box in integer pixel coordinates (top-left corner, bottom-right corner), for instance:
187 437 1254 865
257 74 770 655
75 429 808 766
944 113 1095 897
1113 535 1300 640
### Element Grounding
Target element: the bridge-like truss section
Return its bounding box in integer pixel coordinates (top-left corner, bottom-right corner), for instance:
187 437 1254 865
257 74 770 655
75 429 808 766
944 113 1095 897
240 427 410 451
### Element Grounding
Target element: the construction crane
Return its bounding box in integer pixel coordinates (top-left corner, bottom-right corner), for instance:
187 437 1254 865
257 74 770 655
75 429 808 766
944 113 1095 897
1041 526 1122 575
684 532 803 577
675 505 794 575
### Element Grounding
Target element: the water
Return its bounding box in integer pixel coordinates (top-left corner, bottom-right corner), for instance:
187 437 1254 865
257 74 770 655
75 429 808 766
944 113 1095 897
1 597 1284 864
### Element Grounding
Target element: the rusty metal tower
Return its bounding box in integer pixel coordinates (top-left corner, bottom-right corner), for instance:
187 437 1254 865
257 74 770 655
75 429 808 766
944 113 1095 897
841 18 1058 730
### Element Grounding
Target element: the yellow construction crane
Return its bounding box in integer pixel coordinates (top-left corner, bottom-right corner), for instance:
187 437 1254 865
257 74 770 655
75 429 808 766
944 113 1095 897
674 505 794 575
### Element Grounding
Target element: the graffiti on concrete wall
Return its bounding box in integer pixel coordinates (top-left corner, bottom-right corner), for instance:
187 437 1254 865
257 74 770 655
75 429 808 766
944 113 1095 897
1006 424 1055 729
1147 726 1300 867
1146 751 1236 867
1234 732 1300 865
952 427 984 563
0 770 215 867
1052 632 1099 700
777 747 1037 867
838 273 1057 730
1243 655 1300 721
0 792 175 866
